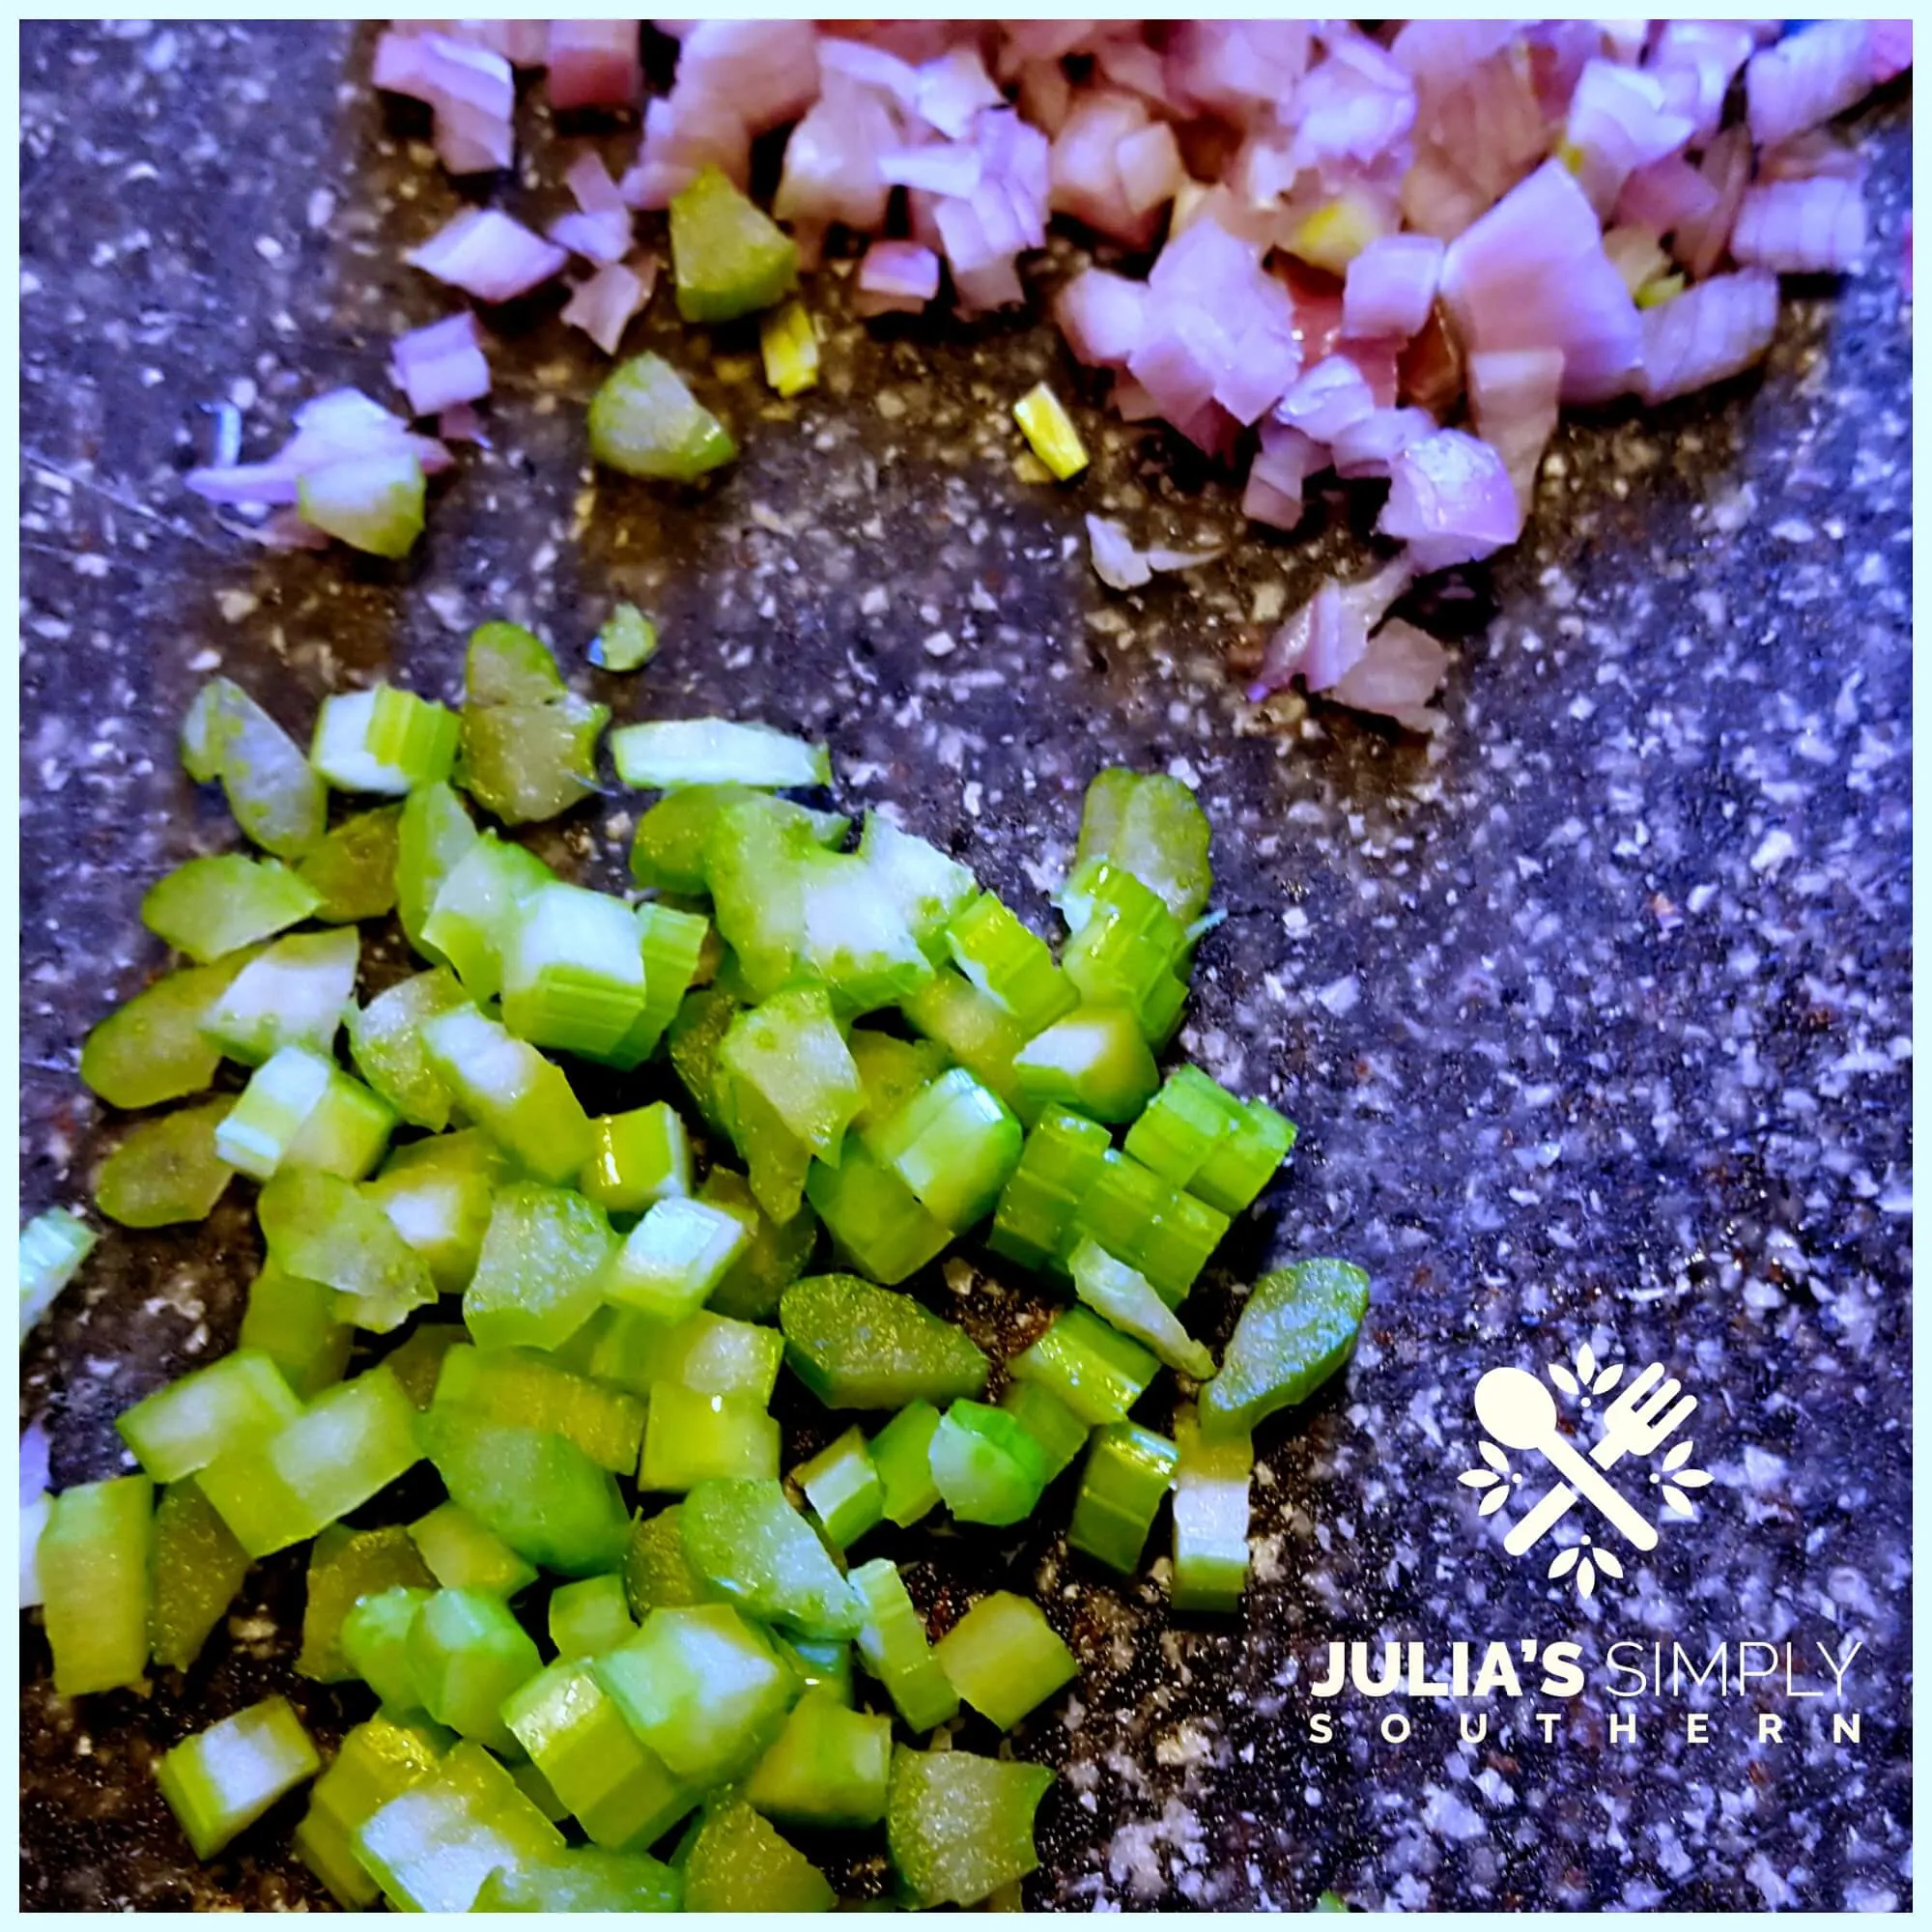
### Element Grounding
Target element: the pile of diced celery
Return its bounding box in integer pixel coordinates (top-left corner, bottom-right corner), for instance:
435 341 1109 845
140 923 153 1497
20 622 1368 1911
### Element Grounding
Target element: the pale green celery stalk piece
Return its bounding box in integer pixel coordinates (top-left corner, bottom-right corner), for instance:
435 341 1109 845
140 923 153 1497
897 965 1033 1117
238 1259 354 1397
150 1478 253 1672
855 812 978 960
200 926 359 1065
79 951 260 1110
580 1102 692 1215
718 1071 811 1226
603 901 710 1070
141 854 322 963
298 451 425 558
418 833 556 1004
719 984 862 1163
590 602 658 671
944 891 1077 1036
639 1384 781 1491
40 1474 155 1696
590 1307 782 1404
346 967 469 1128
1011 1003 1160 1124
395 781 479 962
669 165 799 324
116 1348 304 1483
599 1197 748 1322
457 698 610 829
1068 1236 1215 1378
1170 1405 1253 1612
312 685 460 794
887 1746 1055 1908
932 1591 1079 1731
862 1065 1022 1232
214 1046 395 1182
468 623 570 705
696 1167 817 1323
295 804 404 923
417 1005 593 1186
181 678 231 783
587 352 737 481
611 717 831 790
19 1207 97 1342
463 1181 615 1352
156 1695 322 1859
498 883 646 1060
1198 1259 1369 1440
1070 768 1214 926
847 1557 957 1733
257 1167 437 1334
409 1502 539 1598
547 1574 637 1661
95 1098 236 1228
847 1029 951 1133
431 1344 645 1476
365 1130 506 1295
184 677 327 859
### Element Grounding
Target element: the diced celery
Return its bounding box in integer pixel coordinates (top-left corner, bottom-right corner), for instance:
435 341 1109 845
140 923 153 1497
847 1028 951 1133
1067 1422 1178 1576
683 1800 835 1912
340 1585 434 1711
624 1505 713 1616
498 884 645 1059
1010 1306 1157 1428
239 1261 354 1398
80 952 258 1110
199 927 357 1066
299 449 426 558
759 297 819 396
792 1427 884 1550
929 1401 1049 1526
589 1307 782 1405
312 686 460 795
462 1180 614 1350
410 1503 540 1599
395 780 479 962
418 1406 631 1577
847 1558 957 1733
793 843 937 1012
366 1130 504 1295
1123 1065 1297 1216
141 853 321 963
295 1714 445 1908
40 1474 155 1696
1071 768 1213 925
96 1098 236 1227
723 985 864 1175
150 1479 252 1672
718 1069 811 1225
899 964 1033 1114
1065 1148 1231 1306
669 165 799 324
1012 381 1089 480
434 1343 645 1474
1171 1406 1252 1612
612 717 830 791
458 644 609 826
117 1349 304 1483
215 1046 394 1183
156 1695 321 1860
409 1585 543 1754
298 1522 436 1682
383 1321 469 1409
1013 1005 1159 1124
934 1591 1079 1730
346 967 469 1128
181 678 231 782
1069 1237 1215 1378
610 900 712 1068
630 782 844 895
639 1384 781 1491
679 1477 861 1639
1058 858 1190 1044
593 1603 798 1787
668 983 741 1135
502 1659 694 1851
418 1006 593 1185
856 814 978 962
772 1634 852 1705
185 677 327 860
197 1366 422 1557
257 1167 434 1333
547 1575 637 1661
419 833 558 1004
1199 1258 1369 1439
590 601 658 673
998 1379 1091 1484
588 353 738 482
780 1273 989 1410
867 1401 944 1527
581 1102 691 1214
864 1066 1023 1233
805 1141 952 1287
475 1846 684 1912
747 1686 889 1829
18 1206 96 1341
468 622 572 707
945 892 1077 1035
295 803 403 923
698 1167 817 1322
887 1747 1054 1908
600 1196 748 1321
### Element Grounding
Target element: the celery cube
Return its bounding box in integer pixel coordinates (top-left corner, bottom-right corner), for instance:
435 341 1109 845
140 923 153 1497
117 1349 304 1483
933 1591 1078 1730
40 1474 154 1696
640 1384 781 1492
409 1586 543 1755
581 1101 692 1213
599 1197 748 1321
156 1696 321 1860
463 1181 615 1352
500 883 647 1059
200 927 358 1065
418 1005 594 1186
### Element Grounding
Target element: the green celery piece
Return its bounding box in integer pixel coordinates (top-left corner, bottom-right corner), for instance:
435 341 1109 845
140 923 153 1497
616 901 713 1067
1122 1064 1296 1217
237 1260 352 1398
590 1306 782 1404
847 1028 951 1133
1012 1004 1159 1125
200 926 358 1065
1069 1236 1216 1378
150 1479 252 1673
792 1426 884 1550
1199 1259 1370 1439
258 1166 437 1334
18 1206 96 1341
791 844 937 1013
1057 858 1191 1044
548 1574 637 1661
590 601 658 673
141 853 321 963
298 1522 436 1682
215 1046 395 1182
771 1634 852 1705
867 1401 943 1526
498 882 646 1057
805 1141 952 1287
117 1349 304 1483
1318 1889 1351 1912
40 1474 154 1695
614 718 831 792
623 1505 715 1616
340 1584 434 1712
719 1071 811 1224
1067 1421 1178 1576
467 623 570 706
458 699 610 829
592 1603 799 1788
581 1102 692 1214
600 1196 748 1321
862 1065 1023 1232
720 984 863 1163
639 1383 781 1491
898 964 1033 1115
366 1129 505 1294
410 1502 540 1598
433 1343 645 1474
464 1180 614 1351
998 1379 1091 1483
846 1558 956 1732
855 813 978 962
629 783 845 895
933 1591 1079 1731
698 1166 817 1322
180 678 230 783
929 1401 1049 1526
156 1695 321 1860
887 1747 1055 1908
299 450 425 558
409 1585 544 1755
780 1273 989 1410
313 684 461 794
197 1367 422 1558
383 1321 469 1409
419 1005 594 1185
588 353 737 482
95 1097 235 1227
184 677 327 860
1071 768 1213 926
474 1847 684 1913
418 1405 631 1577
683 1799 834 1912
395 779 479 962
679 1477 861 1639
1065 1147 1231 1306
354 1739 566 1913
1010 1306 1158 1427
419 833 556 1003
295 803 403 923
697 798 815 1001
745 1689 890 1831
668 983 742 1136
670 165 800 324
945 892 1078 1036
1171 1406 1252 1612
295 1713 447 1909
79 952 258 1110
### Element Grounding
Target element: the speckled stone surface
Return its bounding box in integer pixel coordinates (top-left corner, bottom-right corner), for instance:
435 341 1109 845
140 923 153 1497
18 20 1912 1915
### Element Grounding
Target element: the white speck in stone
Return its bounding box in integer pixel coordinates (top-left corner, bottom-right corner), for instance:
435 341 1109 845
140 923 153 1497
306 187 336 232
254 235 284 263
961 781 982 816
187 647 221 672
1316 974 1359 1016
71 554 108 579
1750 829 1796 873
923 630 956 657
229 376 258 412
215 589 258 623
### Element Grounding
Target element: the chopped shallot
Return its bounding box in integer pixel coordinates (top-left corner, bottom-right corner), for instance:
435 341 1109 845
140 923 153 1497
408 207 568 302
390 311 492 417
562 257 656 355
1730 178 1868 276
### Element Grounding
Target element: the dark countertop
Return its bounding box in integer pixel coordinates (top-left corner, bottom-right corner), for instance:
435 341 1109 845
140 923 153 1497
19 20 1913 1915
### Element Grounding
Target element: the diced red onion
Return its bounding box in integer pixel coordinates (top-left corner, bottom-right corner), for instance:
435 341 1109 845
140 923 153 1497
437 402 488 444
1331 405 1435 479
1616 154 1721 238
566 149 627 215
408 208 568 303
547 21 641 112
188 388 448 511
1116 122 1182 219
1291 30 1416 172
915 45 1003 140
855 241 941 317
562 258 652 355
817 35 921 108
1087 514 1155 591
1050 92 1162 247
1167 19 1311 126
549 207 633 266
1675 124 1752 281
1378 427 1523 571
1730 178 1867 276
373 29 515 177
1327 617 1451 729
1342 233 1444 341
879 145 982 197
1054 269 1146 369
1565 60 1694 215
1468 346 1563 509
775 73 898 234
1250 554 1415 699
1648 22 1755 144
1871 20 1913 86
1094 33 1174 109
390 311 491 417
676 19 822 135
1638 268 1779 403
1240 420 1322 530
1277 355 1377 441
1747 21 1874 148
621 92 751 210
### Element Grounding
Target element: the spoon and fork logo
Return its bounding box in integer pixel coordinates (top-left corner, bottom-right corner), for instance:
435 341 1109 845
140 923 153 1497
1458 1344 1712 1598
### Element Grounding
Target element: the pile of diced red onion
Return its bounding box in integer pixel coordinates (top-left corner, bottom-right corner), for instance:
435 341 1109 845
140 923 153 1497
189 19 1910 726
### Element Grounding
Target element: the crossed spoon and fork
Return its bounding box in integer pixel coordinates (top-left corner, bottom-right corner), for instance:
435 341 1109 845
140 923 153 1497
1472 1361 1697 1555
